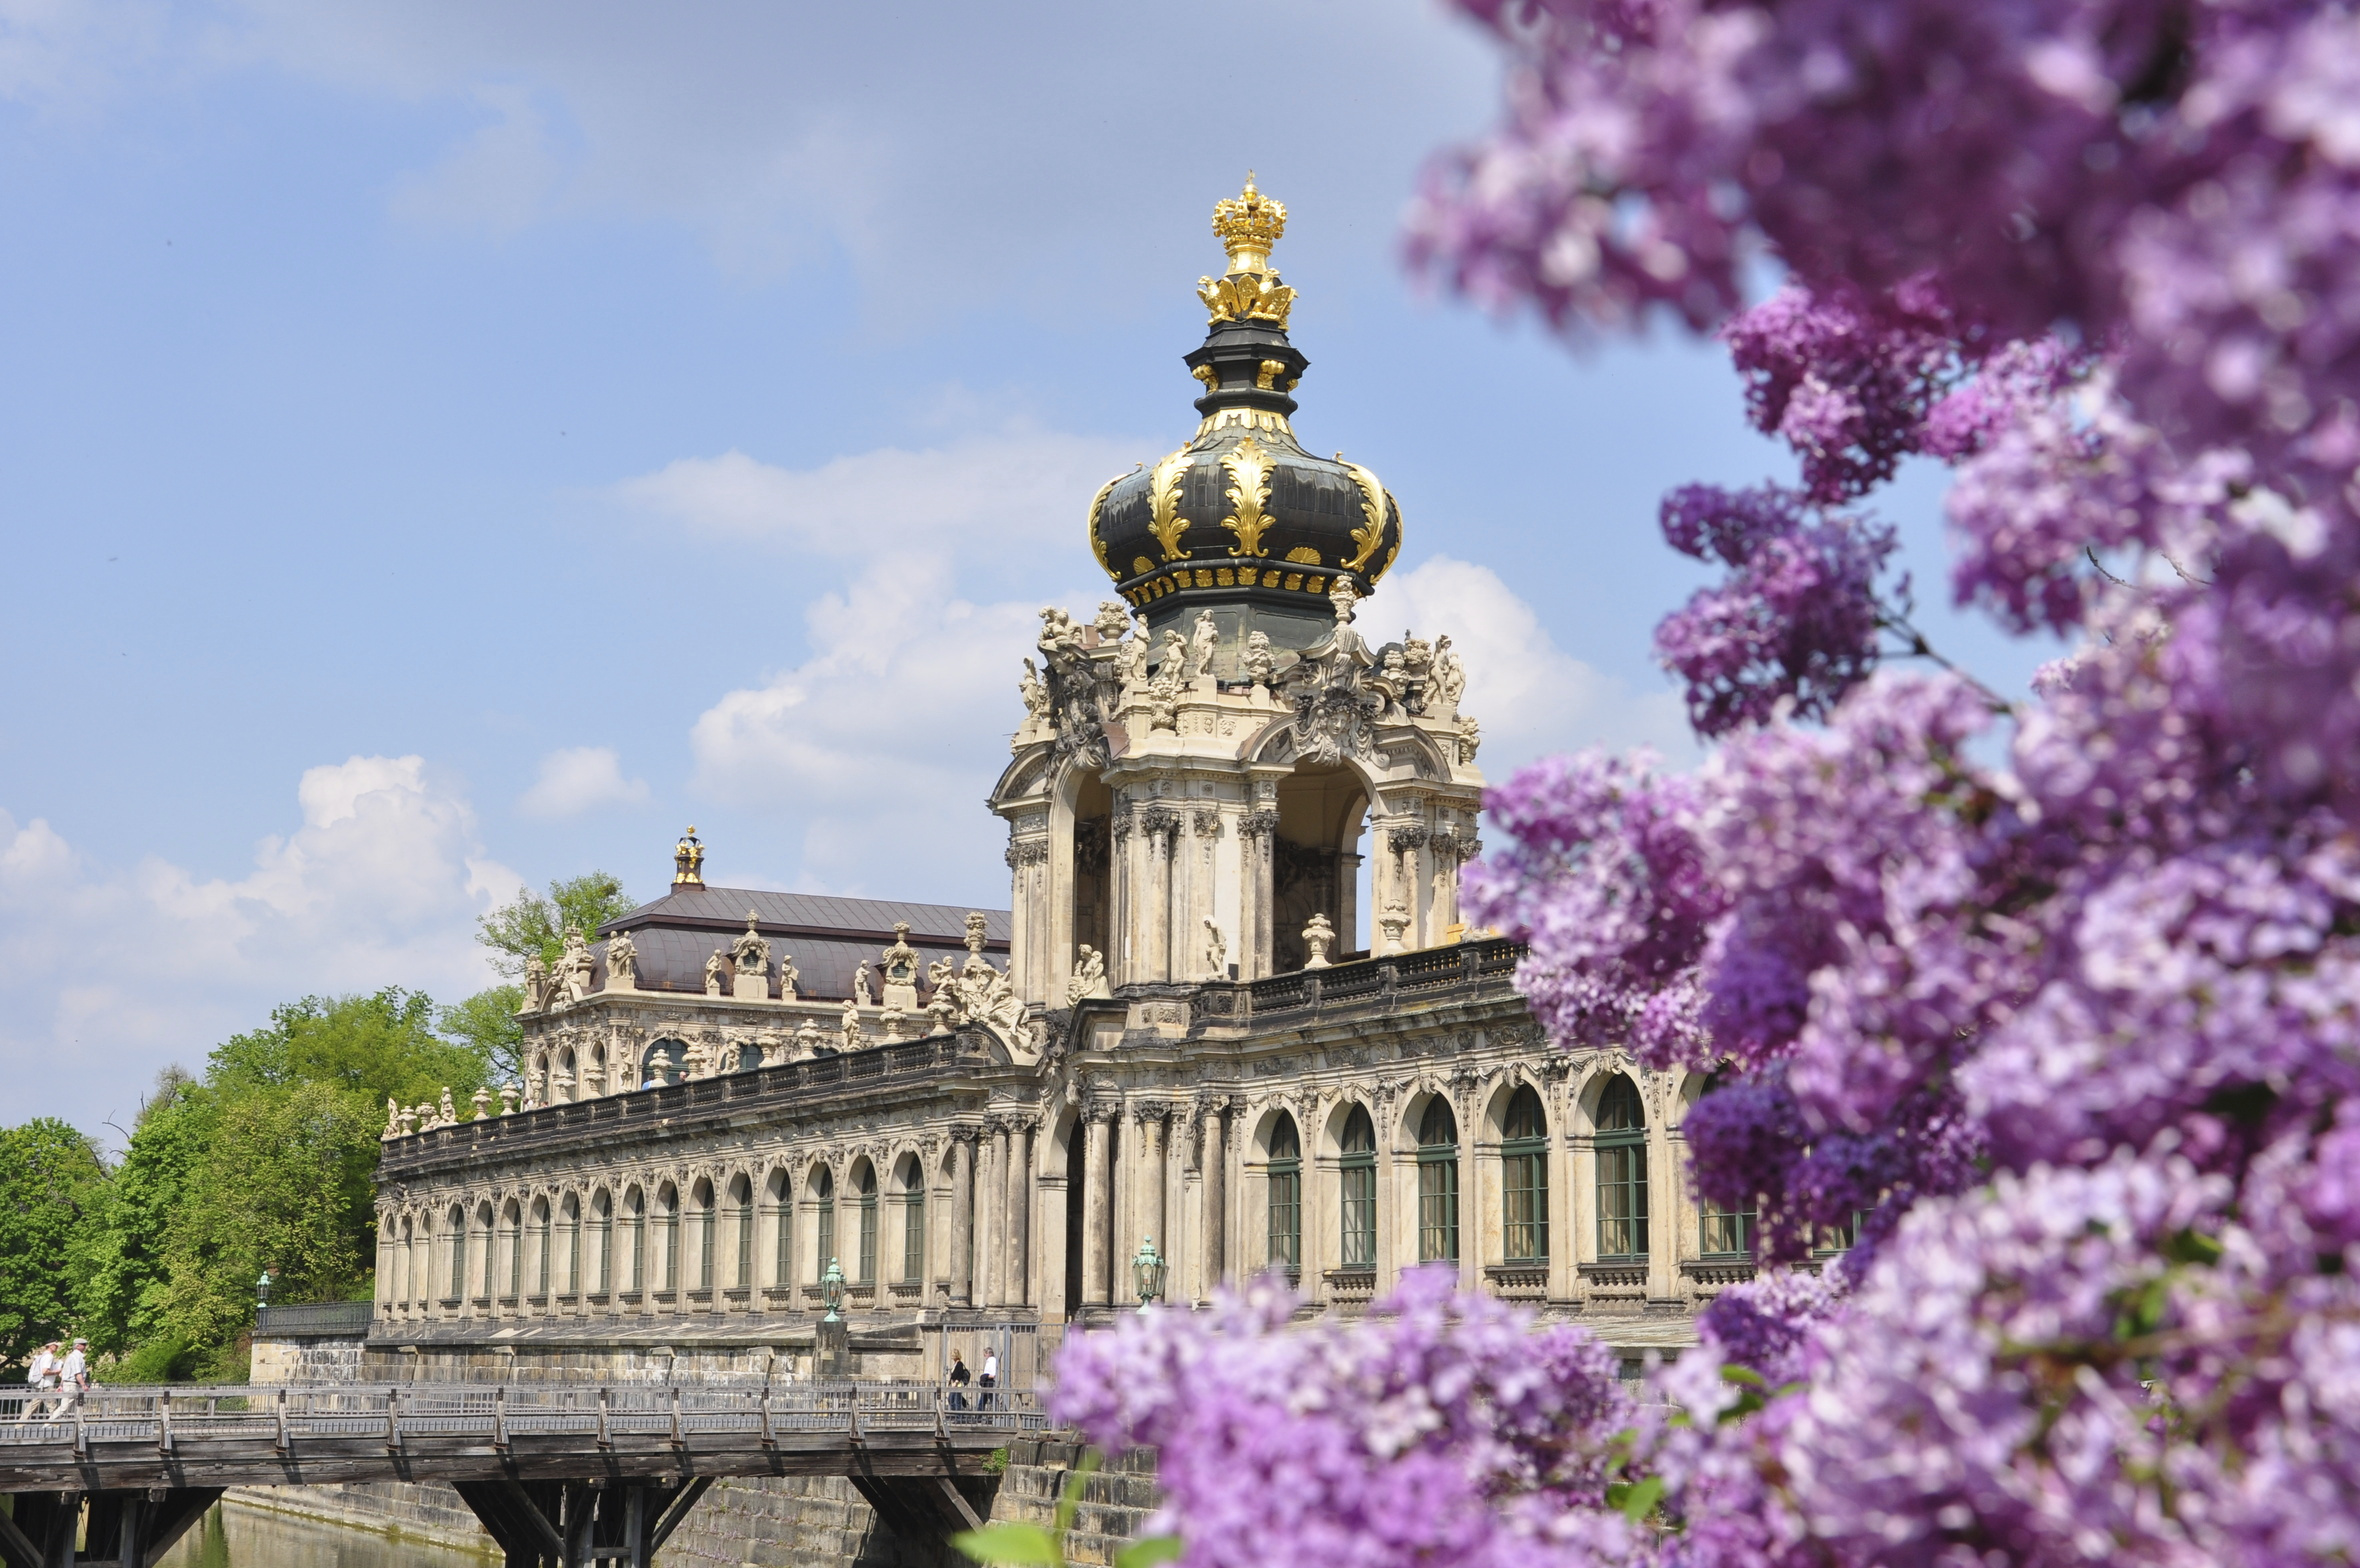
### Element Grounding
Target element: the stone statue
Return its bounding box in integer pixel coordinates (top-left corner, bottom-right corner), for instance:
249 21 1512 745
603 928 639 991
852 961 874 1006
685 1036 717 1080
879 1003 907 1042
1370 645 1412 721
704 949 728 997
438 1087 459 1126
383 1097 402 1140
965 910 991 958
1037 605 1083 661
719 1039 745 1075
1067 944 1110 1004
1329 574 1360 625
926 956 955 1003
1188 608 1218 680
794 1019 825 1056
1433 635 1466 713
556 929 596 1003
1019 657 1050 723
879 922 921 1011
1244 629 1274 687
1457 712 1482 764
1117 627 1151 691
1302 912 1336 969
1148 652 1181 732
1203 917 1228 980
1093 601 1132 643
1157 627 1188 682
731 910 770 974
840 998 865 1053
523 954 550 1011
778 953 799 999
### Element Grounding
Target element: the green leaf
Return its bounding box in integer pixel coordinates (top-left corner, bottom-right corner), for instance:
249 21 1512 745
2161 1228 2224 1267
951 1523 1063 1565
1718 1364 1767 1388
1114 1535 1184 1568
1608 1475 1664 1523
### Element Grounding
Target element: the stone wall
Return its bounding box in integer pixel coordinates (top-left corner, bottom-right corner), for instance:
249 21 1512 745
226 1439 1159 1568
247 1335 366 1384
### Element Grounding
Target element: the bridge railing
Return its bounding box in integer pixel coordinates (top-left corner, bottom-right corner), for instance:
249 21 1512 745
0 1379 1046 1448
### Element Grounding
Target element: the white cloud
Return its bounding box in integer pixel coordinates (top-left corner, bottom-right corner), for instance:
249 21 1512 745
1376 555 1696 772
0 757 523 1137
612 428 1144 562
518 746 651 819
387 81 568 234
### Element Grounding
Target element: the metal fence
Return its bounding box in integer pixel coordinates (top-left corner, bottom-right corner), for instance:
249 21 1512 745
0 1378 1046 1450
253 1301 377 1337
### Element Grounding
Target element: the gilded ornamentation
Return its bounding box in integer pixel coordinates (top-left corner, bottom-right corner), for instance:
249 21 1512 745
1196 269 1297 328
1211 175 1287 270
1339 458 1392 574
1191 364 1217 392
1285 545 1321 565
1086 470 1127 580
1255 359 1286 391
1147 448 1193 562
1219 435 1275 558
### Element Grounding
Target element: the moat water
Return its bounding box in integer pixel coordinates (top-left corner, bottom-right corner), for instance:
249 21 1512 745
158 1504 492 1567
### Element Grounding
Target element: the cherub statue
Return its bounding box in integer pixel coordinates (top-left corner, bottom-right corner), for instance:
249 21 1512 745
1433 634 1466 712
383 1097 402 1139
852 961 874 1006
704 949 728 996
778 953 799 999
1117 627 1151 690
1244 629 1274 687
840 998 865 1052
926 956 955 1001
718 1039 745 1075
1157 627 1188 681
1203 917 1227 980
1066 944 1109 1004
438 1087 459 1125
1302 912 1336 969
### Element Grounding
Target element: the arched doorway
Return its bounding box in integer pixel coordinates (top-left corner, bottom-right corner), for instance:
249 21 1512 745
1272 762 1368 970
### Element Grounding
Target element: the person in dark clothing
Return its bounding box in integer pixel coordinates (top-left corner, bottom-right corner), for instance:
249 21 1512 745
946 1349 971 1413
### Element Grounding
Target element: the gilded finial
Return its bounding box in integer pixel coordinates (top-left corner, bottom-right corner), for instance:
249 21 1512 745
674 825 705 887
1199 174 1297 329
1212 173 1287 275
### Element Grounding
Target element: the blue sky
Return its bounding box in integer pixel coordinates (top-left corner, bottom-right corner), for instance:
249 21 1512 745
0 1 2041 1139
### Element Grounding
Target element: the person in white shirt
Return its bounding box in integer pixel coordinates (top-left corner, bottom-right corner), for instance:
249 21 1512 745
60 1339 90 1394
20 1341 61 1422
978 1348 999 1410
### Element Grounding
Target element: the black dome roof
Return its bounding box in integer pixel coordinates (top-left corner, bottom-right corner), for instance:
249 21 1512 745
1086 179 1403 654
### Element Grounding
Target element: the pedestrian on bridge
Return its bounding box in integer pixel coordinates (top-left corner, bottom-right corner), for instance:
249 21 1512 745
946 1350 970 1414
978 1348 998 1412
19 1340 62 1422
61 1340 90 1394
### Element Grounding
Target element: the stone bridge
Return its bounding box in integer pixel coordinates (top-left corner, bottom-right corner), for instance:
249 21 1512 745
0 1379 1040 1568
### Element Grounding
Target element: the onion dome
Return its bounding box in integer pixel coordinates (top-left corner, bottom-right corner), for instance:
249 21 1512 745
1087 177 1404 655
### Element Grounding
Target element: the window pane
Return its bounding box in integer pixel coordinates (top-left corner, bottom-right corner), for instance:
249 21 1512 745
1504 1150 1548 1262
1341 1161 1376 1267
1418 1156 1459 1263
1596 1140 1650 1259
1268 1164 1301 1272
1700 1202 1755 1257
904 1194 926 1283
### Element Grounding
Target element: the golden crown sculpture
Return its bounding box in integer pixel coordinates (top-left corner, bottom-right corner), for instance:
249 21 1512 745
1200 174 1296 327
1211 174 1287 274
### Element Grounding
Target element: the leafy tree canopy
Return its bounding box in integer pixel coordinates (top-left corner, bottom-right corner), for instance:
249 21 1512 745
439 985 526 1089
476 871 634 979
0 1118 109 1367
207 987 491 1110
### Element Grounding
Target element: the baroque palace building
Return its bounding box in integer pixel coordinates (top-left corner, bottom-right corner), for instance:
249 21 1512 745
366 181 1753 1383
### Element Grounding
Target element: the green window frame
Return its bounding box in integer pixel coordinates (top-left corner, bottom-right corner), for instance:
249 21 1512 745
1267 1114 1302 1276
1594 1076 1649 1260
1340 1105 1377 1268
697 1190 716 1291
1417 1099 1460 1265
856 1169 879 1284
1502 1086 1550 1263
734 1181 754 1289
773 1179 793 1287
903 1184 926 1283
814 1170 836 1283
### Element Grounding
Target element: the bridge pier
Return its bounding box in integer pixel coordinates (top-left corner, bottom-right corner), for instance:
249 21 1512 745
0 1487 224 1568
452 1476 714 1568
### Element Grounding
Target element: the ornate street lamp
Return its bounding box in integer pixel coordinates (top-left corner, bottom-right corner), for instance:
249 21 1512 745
821 1257 847 1323
1131 1235 1165 1310
255 1270 274 1312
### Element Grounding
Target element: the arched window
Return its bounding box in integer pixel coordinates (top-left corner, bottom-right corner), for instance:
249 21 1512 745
591 1191 613 1296
897 1156 926 1284
692 1180 716 1292
1595 1076 1649 1260
623 1187 646 1295
854 1163 879 1284
559 1194 581 1295
656 1184 681 1294
1502 1087 1549 1263
1340 1106 1377 1268
531 1197 552 1297
1266 1114 1302 1277
447 1206 466 1303
813 1168 837 1283
730 1175 754 1291
767 1171 793 1288
643 1040 687 1088
1417 1099 1460 1264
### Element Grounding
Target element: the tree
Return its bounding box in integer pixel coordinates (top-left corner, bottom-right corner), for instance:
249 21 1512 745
1052 4 2360 1564
476 872 635 979
207 987 490 1110
0 1119 109 1368
72 1071 212 1358
439 986 527 1088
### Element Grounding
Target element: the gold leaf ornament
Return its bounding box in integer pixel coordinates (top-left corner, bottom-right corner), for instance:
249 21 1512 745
1339 458 1393 574
1220 435 1275 558
1147 449 1194 562
1086 470 1129 580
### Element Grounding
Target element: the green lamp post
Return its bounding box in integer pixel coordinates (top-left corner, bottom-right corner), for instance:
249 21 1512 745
821 1257 847 1323
1131 1235 1165 1310
255 1269 274 1312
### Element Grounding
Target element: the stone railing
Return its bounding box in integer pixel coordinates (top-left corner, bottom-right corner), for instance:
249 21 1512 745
380 1032 996 1178
1197 937 1526 1027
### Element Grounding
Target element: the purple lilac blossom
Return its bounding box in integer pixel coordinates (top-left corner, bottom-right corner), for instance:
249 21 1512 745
1058 2 2360 1562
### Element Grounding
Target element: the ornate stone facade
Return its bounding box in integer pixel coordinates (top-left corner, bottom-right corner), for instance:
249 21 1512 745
368 182 1747 1378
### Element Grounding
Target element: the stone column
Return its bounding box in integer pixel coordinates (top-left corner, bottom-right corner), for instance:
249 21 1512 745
1189 811 1222 980
1141 807 1178 982
1083 1107 1115 1309
1110 806 1137 984
950 1130 976 1307
1200 1103 1228 1298
1241 809 1278 979
1010 1120 1034 1308
1141 1105 1170 1269
979 1121 1007 1308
